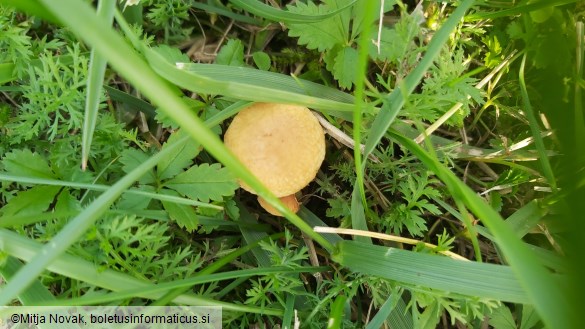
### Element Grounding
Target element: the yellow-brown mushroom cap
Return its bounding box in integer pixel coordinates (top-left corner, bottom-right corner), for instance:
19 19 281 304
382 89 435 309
257 194 300 217
224 102 325 197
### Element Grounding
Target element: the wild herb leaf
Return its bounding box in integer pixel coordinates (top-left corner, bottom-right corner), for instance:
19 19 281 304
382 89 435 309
144 0 192 42
151 44 190 64
116 184 155 211
1 149 55 180
520 305 540 329
482 35 503 68
369 11 421 63
53 190 80 214
164 163 238 203
215 39 245 66
6 44 87 143
119 148 156 185
0 6 33 79
404 48 483 126
326 197 351 221
155 97 207 130
160 189 199 231
351 0 396 39
287 1 349 51
0 186 60 218
156 129 200 181
382 172 442 236
489 305 517 329
333 46 358 89
252 51 271 71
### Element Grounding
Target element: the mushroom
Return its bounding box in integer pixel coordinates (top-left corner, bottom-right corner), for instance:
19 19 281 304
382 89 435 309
224 102 325 216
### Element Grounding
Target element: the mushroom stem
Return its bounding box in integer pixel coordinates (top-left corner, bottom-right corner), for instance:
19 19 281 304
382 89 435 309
258 194 300 216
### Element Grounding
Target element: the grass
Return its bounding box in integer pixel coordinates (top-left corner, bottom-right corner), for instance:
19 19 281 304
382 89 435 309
0 0 582 328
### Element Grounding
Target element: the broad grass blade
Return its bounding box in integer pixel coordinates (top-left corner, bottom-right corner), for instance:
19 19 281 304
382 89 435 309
333 240 529 303
81 0 116 170
0 257 55 304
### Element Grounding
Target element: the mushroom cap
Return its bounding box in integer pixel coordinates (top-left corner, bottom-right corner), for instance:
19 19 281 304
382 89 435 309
257 194 300 216
224 102 325 197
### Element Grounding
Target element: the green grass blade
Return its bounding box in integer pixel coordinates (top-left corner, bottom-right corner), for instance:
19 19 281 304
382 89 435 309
385 294 413 329
282 294 296 329
103 85 156 117
437 198 544 240
388 130 569 328
362 0 475 160
297 207 343 246
391 120 548 161
443 200 565 271
0 257 55 304
154 61 356 117
525 245 567 271
575 22 585 149
504 200 545 238
81 0 116 171
237 200 273 267
453 198 482 262
191 1 261 25
365 291 407 329
0 174 220 220
333 240 529 303
0 210 79 228
38 265 317 308
350 184 371 244
229 0 356 23
327 293 347 329
351 0 376 227
518 54 557 191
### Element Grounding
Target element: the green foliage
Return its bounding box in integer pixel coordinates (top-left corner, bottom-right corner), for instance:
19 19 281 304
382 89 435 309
403 48 484 127
368 9 422 64
164 163 238 203
412 289 499 328
0 0 576 327
143 0 192 43
245 230 309 307
0 148 90 221
287 0 349 52
7 44 88 142
215 39 245 66
2 149 55 180
482 34 503 69
505 6 573 71
252 51 271 71
1 33 130 170
288 0 419 89
116 130 237 231
382 171 442 237
80 215 203 281
332 46 358 89
0 185 61 218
